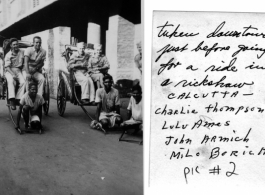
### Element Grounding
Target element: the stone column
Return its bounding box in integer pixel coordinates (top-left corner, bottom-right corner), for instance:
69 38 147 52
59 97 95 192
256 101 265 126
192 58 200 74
106 15 135 83
52 26 71 97
106 15 119 82
87 22 101 44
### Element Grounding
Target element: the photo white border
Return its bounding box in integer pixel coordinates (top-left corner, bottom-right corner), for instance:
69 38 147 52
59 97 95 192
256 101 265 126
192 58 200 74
144 0 265 194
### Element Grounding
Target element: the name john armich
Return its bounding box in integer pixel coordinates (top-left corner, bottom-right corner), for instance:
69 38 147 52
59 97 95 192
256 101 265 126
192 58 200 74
163 128 265 160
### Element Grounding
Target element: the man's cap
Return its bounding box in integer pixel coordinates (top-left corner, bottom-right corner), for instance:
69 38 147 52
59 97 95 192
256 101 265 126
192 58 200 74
87 43 94 49
77 42 86 48
94 43 102 49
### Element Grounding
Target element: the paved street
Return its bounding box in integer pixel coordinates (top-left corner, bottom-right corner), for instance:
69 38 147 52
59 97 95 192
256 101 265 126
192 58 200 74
0 98 143 195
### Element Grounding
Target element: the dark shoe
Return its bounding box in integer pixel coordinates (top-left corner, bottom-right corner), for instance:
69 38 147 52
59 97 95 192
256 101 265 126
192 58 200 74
10 99 16 110
81 99 90 105
15 99 20 105
90 101 96 106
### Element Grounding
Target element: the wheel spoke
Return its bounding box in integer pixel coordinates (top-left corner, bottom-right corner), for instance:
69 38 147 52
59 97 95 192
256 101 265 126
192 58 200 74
57 79 66 116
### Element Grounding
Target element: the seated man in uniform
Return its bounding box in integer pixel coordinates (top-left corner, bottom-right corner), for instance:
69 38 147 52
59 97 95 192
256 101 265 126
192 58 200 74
16 82 44 130
121 84 143 134
68 42 95 104
24 36 46 96
95 75 123 129
87 44 110 89
5 38 26 110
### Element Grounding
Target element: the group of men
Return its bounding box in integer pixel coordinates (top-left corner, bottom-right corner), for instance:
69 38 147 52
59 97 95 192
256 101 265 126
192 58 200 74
1 37 143 133
3 37 47 130
68 42 110 105
5 37 46 109
68 42 143 132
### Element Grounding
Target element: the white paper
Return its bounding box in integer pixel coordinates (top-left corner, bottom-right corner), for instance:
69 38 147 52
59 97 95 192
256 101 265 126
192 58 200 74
150 11 265 190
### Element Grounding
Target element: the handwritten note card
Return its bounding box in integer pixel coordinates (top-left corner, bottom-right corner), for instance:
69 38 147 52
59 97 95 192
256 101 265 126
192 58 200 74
150 11 265 188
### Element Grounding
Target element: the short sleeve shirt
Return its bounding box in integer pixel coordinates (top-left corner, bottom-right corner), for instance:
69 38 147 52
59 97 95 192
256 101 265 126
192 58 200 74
4 49 24 68
95 87 120 113
88 54 110 70
127 96 142 121
24 47 46 66
20 92 45 112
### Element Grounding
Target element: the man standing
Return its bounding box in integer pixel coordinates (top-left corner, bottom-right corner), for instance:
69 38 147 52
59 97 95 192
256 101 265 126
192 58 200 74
68 42 95 104
24 36 46 96
87 44 110 89
5 38 26 110
95 75 123 129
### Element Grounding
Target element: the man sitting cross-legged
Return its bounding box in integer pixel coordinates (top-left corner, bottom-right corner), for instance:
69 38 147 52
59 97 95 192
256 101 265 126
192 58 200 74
16 82 44 130
68 42 95 104
94 75 123 130
121 84 143 134
5 38 26 110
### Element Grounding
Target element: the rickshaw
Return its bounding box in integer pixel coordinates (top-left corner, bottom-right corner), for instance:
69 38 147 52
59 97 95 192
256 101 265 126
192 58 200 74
1 39 50 134
57 44 107 134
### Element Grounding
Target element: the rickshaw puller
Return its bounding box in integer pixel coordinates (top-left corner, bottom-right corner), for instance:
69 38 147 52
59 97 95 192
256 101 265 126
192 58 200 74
121 84 143 134
95 75 123 129
16 82 44 130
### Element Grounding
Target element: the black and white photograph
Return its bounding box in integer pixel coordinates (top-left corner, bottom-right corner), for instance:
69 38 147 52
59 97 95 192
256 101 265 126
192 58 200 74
0 0 142 194
146 0 265 194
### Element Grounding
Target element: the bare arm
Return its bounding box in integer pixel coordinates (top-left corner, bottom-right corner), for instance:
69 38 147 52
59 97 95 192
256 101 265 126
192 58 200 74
24 56 32 80
4 55 16 79
35 60 45 71
97 56 110 73
96 102 102 122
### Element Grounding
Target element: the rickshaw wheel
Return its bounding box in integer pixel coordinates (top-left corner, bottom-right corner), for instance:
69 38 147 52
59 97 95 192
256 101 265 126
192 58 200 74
43 75 50 115
57 79 67 116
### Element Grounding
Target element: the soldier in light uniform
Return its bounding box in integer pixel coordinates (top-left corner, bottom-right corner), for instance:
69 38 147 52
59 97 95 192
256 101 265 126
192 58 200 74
5 38 26 110
68 42 95 104
23 36 46 96
87 44 110 89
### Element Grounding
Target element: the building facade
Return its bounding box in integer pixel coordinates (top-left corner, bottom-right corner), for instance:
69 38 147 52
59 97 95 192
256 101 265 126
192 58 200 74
0 0 141 98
